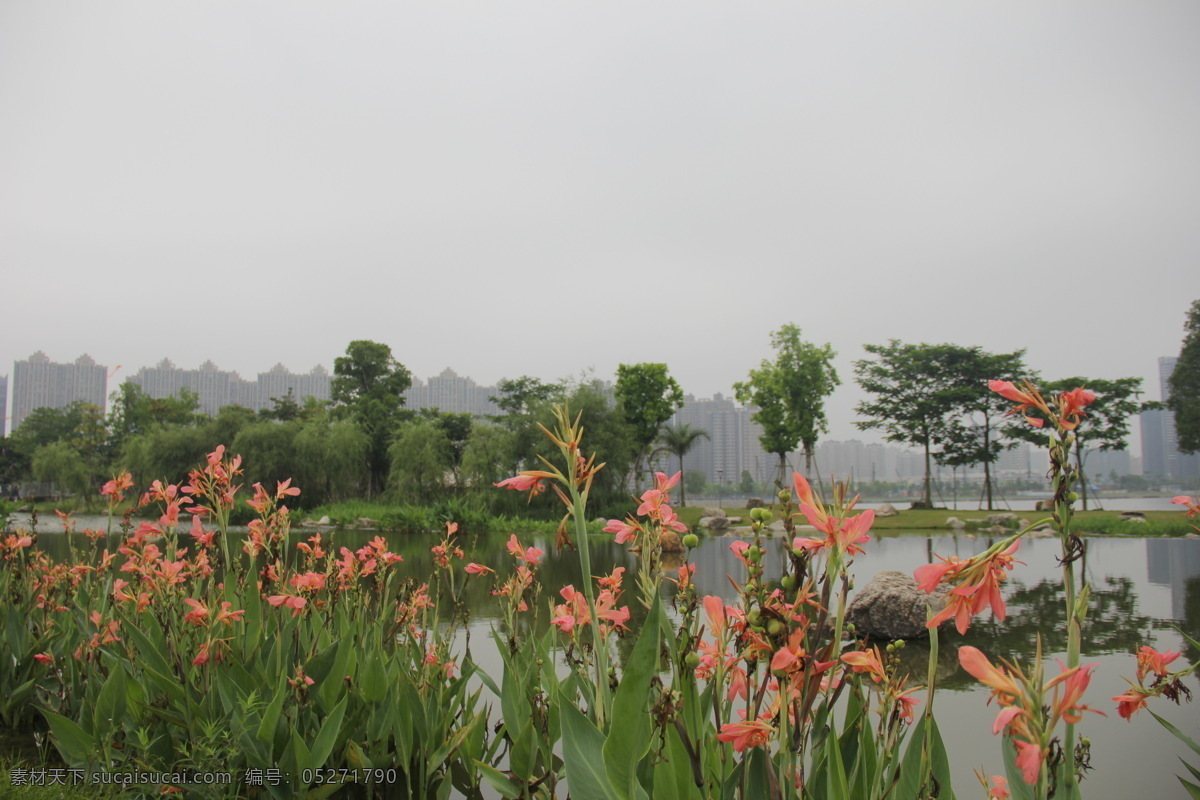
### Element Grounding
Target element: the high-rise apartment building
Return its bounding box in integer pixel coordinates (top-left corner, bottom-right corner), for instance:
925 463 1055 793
0 374 7 438
405 368 500 416
1141 356 1200 483
128 360 332 415
10 352 108 431
254 364 332 411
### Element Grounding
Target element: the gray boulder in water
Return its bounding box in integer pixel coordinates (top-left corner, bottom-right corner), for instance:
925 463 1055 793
846 570 947 640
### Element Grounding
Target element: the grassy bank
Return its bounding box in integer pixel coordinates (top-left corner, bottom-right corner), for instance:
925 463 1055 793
675 504 1198 537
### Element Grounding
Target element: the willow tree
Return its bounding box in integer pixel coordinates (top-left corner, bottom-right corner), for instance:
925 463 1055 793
734 325 839 486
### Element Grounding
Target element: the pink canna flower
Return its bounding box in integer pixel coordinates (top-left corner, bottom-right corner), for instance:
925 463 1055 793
33 653 53 665
495 471 555 501
505 534 543 565
604 517 640 545
716 719 774 752
842 648 887 684
189 515 215 547
1013 740 1045 786
465 563 493 575
989 380 1047 428
183 598 209 627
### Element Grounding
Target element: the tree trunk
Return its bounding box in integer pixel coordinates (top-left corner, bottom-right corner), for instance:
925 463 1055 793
677 454 686 507
922 440 933 508
1076 440 1089 511
983 421 994 511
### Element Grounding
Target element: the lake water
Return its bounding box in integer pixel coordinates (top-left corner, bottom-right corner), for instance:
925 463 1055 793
7 513 1200 798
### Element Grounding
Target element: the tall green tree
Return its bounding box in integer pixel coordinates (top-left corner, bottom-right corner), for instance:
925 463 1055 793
32 441 94 508
107 383 200 456
293 416 370 504
614 363 684 488
330 340 412 497
1168 299 1200 453
388 419 454 503
936 348 1031 510
854 341 977 508
1004 376 1152 510
734 325 839 484
657 423 709 507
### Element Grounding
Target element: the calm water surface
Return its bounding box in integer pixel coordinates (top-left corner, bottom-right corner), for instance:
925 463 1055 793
11 513 1200 799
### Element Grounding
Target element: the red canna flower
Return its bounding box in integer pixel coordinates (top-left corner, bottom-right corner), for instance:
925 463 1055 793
1136 645 1180 682
1113 686 1154 720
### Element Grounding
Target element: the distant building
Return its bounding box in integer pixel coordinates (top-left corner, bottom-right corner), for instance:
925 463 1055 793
0 373 7 438
253 364 332 412
405 368 500 416
11 352 107 431
127 359 331 415
1140 356 1200 483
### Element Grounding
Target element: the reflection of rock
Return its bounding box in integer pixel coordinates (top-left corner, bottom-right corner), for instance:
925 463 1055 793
660 530 684 553
699 516 729 531
883 636 961 684
876 503 899 517
660 551 686 571
847 571 947 640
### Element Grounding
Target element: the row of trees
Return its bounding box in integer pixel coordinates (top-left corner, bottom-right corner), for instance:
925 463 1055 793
0 340 700 515
6 298 1197 513
733 327 1165 511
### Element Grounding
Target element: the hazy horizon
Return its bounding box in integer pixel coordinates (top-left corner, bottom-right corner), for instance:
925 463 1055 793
3 3 1197 447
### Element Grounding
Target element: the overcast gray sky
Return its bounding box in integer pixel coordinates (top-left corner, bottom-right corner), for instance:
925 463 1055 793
2 2 1197 444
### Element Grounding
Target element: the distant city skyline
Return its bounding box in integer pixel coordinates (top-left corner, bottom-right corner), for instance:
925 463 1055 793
4 348 1167 489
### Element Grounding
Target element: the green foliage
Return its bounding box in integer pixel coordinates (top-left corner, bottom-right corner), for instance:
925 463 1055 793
734 325 839 482
388 419 454 502
293 417 370 504
460 423 518 492
31 442 94 508
106 382 200 454
615 363 684 488
855 341 984 507
331 340 413 497
231 420 302 491
1003 376 1152 510
533 380 633 514
1169 299 1200 453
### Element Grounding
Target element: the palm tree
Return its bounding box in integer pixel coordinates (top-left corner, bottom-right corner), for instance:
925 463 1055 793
657 423 710 508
